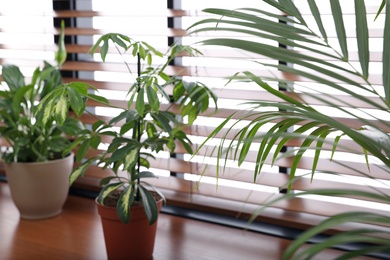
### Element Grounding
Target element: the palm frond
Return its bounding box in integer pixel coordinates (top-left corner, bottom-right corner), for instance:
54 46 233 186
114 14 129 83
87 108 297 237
189 1 390 258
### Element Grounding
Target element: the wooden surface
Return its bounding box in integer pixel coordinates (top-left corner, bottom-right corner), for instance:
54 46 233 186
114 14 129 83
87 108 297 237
0 182 375 260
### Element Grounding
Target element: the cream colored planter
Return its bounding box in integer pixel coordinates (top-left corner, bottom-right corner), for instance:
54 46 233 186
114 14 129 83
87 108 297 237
5 153 74 220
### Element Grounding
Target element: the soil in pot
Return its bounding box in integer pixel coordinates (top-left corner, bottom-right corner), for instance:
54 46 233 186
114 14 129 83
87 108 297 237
96 190 163 260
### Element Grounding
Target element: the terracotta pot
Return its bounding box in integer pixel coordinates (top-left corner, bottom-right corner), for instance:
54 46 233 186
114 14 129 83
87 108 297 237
96 196 163 260
5 153 74 220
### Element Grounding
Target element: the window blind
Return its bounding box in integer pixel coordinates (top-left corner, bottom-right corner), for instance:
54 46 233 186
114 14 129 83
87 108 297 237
0 0 389 232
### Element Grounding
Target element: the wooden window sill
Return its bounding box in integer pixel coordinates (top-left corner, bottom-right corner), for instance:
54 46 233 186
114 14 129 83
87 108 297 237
0 182 375 260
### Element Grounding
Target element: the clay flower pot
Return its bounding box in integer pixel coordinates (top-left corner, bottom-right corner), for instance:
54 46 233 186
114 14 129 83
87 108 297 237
5 153 74 220
96 196 163 260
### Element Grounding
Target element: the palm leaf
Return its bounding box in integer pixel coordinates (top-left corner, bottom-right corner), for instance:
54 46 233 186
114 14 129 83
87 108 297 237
308 0 328 43
292 229 390 260
355 0 369 79
330 0 348 60
383 2 390 102
282 211 390 259
188 3 390 257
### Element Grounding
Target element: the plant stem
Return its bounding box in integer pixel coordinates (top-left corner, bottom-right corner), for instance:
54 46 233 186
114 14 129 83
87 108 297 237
135 53 142 201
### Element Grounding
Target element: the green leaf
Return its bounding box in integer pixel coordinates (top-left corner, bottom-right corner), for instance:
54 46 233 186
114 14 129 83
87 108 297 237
124 148 138 171
119 122 134 135
139 45 146 60
88 93 110 105
311 127 331 181
330 0 348 60
69 160 94 185
281 211 390 259
142 181 166 203
277 0 305 24
194 8 312 39
55 95 68 125
146 85 159 112
335 245 390 260
67 87 86 117
55 20 67 67
12 85 31 116
374 0 386 21
97 182 123 204
132 43 139 57
294 229 390 260
146 122 157 138
139 156 151 168
154 82 170 102
159 71 170 82
173 81 185 101
330 135 342 161
147 53 152 66
192 113 235 157
138 171 157 179
141 41 163 57
39 93 57 125
244 72 308 108
136 88 145 116
166 139 175 153
125 110 140 123
257 117 302 177
100 39 109 62
89 35 106 55
238 123 262 166
76 139 91 163
355 0 369 79
308 0 327 43
139 186 159 225
109 110 127 125
107 137 130 153
117 185 135 223
2 64 25 91
383 2 390 102
92 120 105 131
151 112 172 132
359 125 390 158
175 130 193 154
99 176 119 186
90 134 101 149
48 136 70 152
110 33 129 50
110 145 134 163
60 116 84 135
213 39 356 87
67 81 91 94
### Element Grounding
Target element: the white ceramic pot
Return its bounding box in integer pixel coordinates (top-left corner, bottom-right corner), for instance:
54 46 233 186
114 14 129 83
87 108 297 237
5 153 74 220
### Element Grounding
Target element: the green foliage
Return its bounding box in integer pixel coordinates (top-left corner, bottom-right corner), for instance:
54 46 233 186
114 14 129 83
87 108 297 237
0 21 109 163
69 33 218 224
0 20 110 165
55 20 67 67
189 0 390 258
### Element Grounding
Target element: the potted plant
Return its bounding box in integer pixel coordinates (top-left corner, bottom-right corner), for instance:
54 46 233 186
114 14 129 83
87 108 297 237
0 21 109 220
188 0 390 259
65 33 218 259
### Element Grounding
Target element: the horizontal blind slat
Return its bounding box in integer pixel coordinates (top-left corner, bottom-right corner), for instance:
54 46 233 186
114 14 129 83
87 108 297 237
0 9 193 18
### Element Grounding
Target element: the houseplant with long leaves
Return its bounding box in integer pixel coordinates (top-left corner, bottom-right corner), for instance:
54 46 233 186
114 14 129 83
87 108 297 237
65 33 217 259
188 0 390 258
